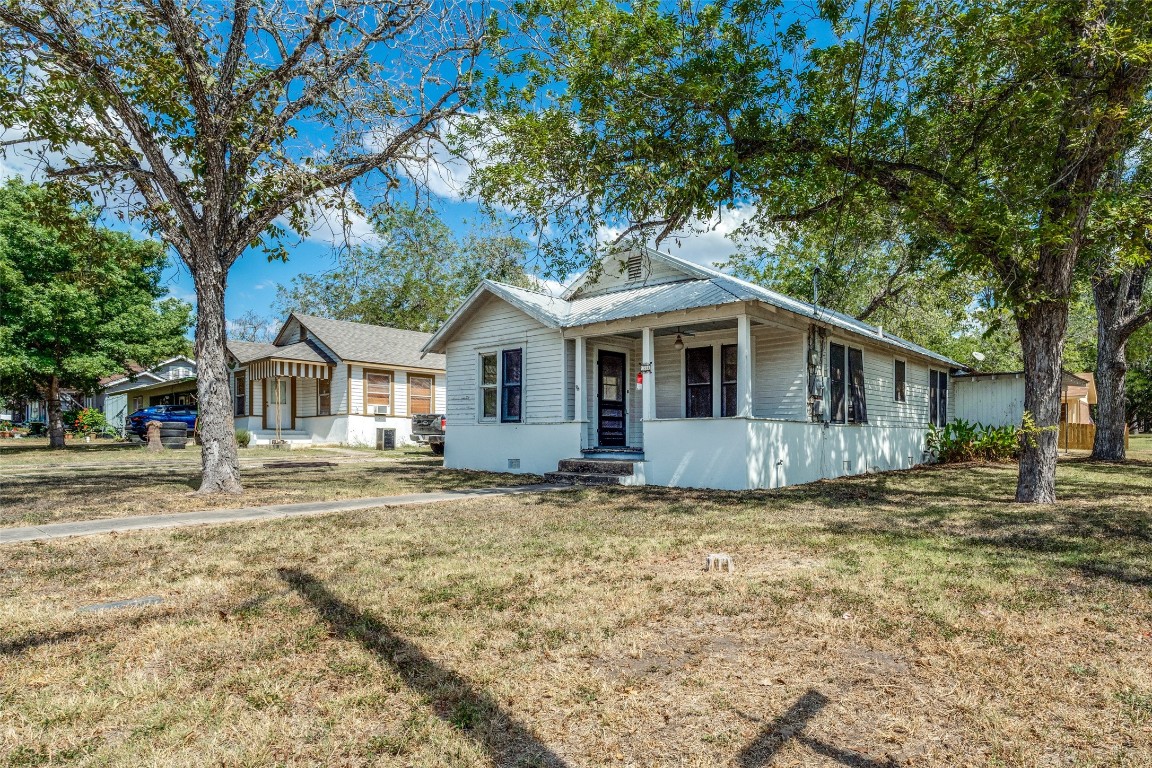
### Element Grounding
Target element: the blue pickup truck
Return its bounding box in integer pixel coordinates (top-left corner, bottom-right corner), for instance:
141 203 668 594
127 404 197 438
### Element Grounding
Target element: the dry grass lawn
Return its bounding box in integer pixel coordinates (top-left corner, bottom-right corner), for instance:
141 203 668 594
0 449 534 527
2 455 1150 767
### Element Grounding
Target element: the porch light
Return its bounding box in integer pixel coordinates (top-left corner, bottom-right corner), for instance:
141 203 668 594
673 334 684 351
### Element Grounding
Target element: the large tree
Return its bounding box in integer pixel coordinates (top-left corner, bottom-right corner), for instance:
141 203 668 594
0 179 192 447
277 206 535 331
473 0 1152 502
1087 146 1152 459
0 0 486 492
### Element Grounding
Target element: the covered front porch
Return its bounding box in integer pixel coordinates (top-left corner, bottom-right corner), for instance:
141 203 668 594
565 304 807 454
238 357 334 444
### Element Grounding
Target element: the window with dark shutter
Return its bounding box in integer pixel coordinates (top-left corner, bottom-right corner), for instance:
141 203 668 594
685 346 713 418
847 347 867 423
938 372 947 425
721 344 738 417
930 370 939 425
829 343 846 423
501 348 522 423
894 360 906 403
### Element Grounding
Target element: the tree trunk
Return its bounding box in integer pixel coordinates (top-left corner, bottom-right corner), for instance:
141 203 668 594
1091 263 1149 461
46 375 65 449
1015 303 1068 503
194 264 243 494
1092 316 1128 461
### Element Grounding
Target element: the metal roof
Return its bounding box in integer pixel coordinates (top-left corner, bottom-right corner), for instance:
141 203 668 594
423 245 962 367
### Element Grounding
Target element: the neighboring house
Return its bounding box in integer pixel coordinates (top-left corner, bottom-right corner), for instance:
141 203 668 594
422 245 960 490
951 371 1092 428
227 313 446 447
101 356 198 433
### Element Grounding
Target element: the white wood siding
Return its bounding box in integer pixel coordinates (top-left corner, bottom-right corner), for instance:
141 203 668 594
297 378 318 418
331 364 349 414
753 326 806 420
350 365 365 414
564 339 576 421
445 295 565 423
394 370 408 418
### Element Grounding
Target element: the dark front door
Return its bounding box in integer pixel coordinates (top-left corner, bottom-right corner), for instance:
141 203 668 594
597 350 627 447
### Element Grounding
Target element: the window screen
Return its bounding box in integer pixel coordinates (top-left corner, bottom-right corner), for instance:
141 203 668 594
685 346 713 418
829 343 846 423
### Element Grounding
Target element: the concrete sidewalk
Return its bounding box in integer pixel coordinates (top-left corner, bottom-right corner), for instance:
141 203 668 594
0 484 568 545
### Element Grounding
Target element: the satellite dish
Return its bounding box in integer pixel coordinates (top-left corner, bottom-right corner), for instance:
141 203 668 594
973 351 987 362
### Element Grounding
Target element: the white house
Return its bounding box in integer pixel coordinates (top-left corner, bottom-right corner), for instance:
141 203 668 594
100 356 198 433
951 370 1090 428
421 246 959 490
228 314 445 447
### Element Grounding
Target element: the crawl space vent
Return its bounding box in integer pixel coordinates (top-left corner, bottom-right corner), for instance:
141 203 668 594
508 458 521 470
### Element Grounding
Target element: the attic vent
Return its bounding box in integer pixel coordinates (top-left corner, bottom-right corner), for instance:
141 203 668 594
626 253 642 280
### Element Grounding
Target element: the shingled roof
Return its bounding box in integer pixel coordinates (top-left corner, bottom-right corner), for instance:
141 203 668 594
292 314 445 369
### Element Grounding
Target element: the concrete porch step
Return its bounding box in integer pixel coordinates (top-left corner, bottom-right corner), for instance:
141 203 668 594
542 471 625 486
557 458 636 476
580 447 645 461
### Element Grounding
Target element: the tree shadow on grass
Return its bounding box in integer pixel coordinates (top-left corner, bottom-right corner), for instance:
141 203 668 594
737 689 896 768
279 568 570 768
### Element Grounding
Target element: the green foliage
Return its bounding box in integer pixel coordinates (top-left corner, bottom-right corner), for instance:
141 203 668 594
927 413 1058 463
235 429 252 449
70 407 108 435
926 419 1022 464
0 179 193 400
276 206 537 332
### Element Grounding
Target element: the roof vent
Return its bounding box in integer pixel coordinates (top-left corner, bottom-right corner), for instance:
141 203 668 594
626 253 642 281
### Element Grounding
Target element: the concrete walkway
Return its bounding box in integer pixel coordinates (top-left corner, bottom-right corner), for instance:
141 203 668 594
0 484 568 545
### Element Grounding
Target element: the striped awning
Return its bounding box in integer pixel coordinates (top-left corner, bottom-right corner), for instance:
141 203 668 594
248 359 332 380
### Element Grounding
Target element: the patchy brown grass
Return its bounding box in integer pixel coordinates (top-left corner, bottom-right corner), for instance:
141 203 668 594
0 457 537 527
2 458 1150 766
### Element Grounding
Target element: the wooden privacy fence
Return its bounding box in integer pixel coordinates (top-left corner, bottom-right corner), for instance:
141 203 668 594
1057 423 1129 451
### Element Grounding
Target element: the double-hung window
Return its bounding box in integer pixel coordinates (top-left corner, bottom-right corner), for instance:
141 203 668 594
685 346 713 418
720 344 738 417
929 370 948 426
479 353 498 420
317 378 331 416
234 371 247 416
894 360 906 403
365 371 392 413
829 343 868 424
479 349 523 422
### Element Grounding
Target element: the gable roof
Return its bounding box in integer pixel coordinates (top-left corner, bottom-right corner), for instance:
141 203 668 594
289 313 445 370
423 245 961 367
100 356 196 390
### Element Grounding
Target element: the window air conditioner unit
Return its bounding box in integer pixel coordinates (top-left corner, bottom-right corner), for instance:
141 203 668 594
372 404 391 416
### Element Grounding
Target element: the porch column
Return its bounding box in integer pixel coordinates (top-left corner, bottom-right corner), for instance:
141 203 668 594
737 314 753 417
574 335 587 424
641 326 655 421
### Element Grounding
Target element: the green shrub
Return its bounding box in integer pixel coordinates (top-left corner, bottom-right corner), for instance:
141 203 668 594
70 407 108 435
926 418 1022 463
235 429 252 448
